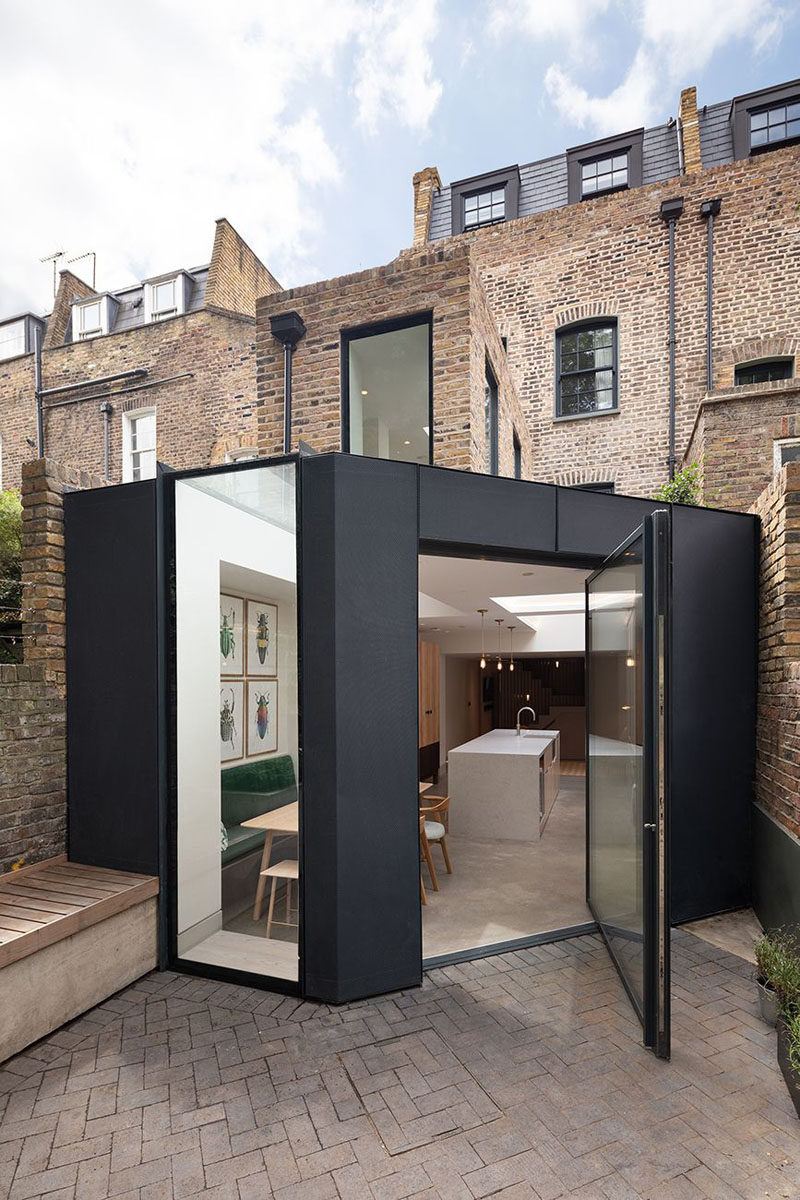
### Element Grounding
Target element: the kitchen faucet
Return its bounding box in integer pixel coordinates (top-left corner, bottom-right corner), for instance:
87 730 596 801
516 706 536 735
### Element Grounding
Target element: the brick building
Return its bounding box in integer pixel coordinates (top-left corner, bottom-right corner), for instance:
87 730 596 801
257 79 800 508
0 219 279 490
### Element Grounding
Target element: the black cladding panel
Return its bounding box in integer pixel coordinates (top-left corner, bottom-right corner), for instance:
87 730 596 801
65 482 160 875
419 467 557 555
557 487 660 558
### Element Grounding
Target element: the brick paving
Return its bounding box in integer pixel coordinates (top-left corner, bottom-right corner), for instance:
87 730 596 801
0 929 796 1200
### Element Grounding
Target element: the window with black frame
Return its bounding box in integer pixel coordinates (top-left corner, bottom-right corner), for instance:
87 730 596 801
485 361 499 474
464 187 506 229
750 100 800 150
581 153 628 198
556 323 617 417
735 358 794 386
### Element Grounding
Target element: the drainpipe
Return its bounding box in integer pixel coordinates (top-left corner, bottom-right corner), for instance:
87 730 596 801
100 401 113 479
700 199 722 393
659 197 684 480
269 311 307 454
33 325 44 457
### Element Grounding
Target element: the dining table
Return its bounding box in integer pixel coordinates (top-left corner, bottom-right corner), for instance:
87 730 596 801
242 801 299 922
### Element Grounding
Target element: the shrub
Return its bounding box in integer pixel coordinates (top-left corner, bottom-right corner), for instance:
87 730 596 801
652 460 703 506
755 927 800 1012
786 1008 800 1076
0 489 22 663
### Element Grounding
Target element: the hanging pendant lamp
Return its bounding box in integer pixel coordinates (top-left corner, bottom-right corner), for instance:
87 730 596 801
495 618 504 670
477 609 488 669
508 625 515 672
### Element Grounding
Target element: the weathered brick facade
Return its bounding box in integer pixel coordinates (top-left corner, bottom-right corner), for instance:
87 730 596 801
256 243 532 477
0 220 278 489
0 459 104 871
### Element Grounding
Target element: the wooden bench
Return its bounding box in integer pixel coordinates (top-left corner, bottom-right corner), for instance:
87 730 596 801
0 856 159 1063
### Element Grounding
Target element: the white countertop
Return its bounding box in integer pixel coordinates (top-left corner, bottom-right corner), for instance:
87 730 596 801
588 734 643 758
449 728 559 757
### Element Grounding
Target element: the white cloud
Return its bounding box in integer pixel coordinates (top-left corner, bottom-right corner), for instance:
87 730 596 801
0 0 443 314
352 0 442 135
490 0 611 47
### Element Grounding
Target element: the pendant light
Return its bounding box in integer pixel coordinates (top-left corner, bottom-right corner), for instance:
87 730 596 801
494 618 504 670
508 625 515 672
477 609 488 669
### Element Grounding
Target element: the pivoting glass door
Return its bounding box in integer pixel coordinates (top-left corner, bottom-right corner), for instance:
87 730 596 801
586 509 670 1058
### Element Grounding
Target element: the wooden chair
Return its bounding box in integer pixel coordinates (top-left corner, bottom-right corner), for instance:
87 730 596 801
420 796 452 877
419 813 438 893
260 859 299 939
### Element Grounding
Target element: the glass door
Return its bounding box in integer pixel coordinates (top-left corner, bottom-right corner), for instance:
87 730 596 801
585 509 670 1058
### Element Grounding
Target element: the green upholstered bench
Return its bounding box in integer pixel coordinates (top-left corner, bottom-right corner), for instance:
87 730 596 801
221 755 297 867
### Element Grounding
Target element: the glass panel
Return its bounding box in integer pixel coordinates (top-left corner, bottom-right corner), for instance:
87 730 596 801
780 443 800 465
750 110 768 129
80 301 102 330
768 106 786 124
0 319 26 360
153 280 176 312
175 463 299 983
788 102 800 120
750 126 768 147
787 119 800 138
587 536 646 1011
348 321 430 465
484 363 498 474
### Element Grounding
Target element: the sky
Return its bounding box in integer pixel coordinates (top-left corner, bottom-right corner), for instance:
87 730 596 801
0 0 798 316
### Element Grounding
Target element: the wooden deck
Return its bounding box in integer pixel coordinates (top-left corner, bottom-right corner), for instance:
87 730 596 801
0 855 159 969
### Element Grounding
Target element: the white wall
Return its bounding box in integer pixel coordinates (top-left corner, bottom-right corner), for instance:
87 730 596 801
175 483 297 944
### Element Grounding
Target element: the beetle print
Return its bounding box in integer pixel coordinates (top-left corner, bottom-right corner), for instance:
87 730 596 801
255 691 269 740
220 688 236 746
256 611 269 665
220 607 236 661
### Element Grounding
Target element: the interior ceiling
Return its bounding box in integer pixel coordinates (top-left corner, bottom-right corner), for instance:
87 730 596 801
418 555 590 634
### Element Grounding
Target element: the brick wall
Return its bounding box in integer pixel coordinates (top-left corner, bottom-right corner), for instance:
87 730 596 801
256 243 532 475
205 218 281 318
0 459 105 871
752 463 800 841
686 378 800 510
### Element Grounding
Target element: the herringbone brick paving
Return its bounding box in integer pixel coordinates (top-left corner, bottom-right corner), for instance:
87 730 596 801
0 929 796 1199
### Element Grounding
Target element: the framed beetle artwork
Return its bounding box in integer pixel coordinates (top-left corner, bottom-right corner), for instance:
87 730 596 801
219 594 244 675
247 680 278 756
245 600 278 677
220 682 244 762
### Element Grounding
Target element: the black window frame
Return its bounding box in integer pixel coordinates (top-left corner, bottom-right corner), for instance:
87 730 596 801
566 130 643 205
554 319 619 421
451 166 520 235
513 429 522 480
340 311 434 467
734 357 794 386
484 358 499 476
731 79 800 159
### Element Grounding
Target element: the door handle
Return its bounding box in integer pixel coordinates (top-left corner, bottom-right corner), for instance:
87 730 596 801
644 823 656 831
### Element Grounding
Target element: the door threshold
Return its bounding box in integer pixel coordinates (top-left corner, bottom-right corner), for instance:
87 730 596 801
422 921 598 970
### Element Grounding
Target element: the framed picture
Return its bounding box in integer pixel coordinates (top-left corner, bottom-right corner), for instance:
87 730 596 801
246 600 278 677
220 594 244 675
220 682 244 762
247 680 278 756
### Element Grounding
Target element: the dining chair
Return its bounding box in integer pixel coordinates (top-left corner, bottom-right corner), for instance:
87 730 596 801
420 796 452 876
419 813 439 892
261 859 299 939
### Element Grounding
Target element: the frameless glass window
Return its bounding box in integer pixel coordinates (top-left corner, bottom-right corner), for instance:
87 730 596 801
175 462 299 984
484 361 498 475
735 358 793 385
347 318 430 464
557 324 617 417
463 187 506 229
581 154 628 197
587 538 645 1009
750 101 800 149
0 319 25 360
513 430 521 480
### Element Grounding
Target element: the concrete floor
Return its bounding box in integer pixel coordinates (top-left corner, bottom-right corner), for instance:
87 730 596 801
683 907 763 966
422 776 590 959
1 927 795 1200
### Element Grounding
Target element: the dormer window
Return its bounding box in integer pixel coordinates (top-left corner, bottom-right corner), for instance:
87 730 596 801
144 272 191 323
451 166 520 235
732 79 800 159
567 130 643 204
72 295 115 341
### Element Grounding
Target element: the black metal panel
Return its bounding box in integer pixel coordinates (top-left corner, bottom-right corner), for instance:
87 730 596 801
669 504 757 923
557 487 659 558
65 482 160 875
752 805 800 931
419 467 557 555
300 454 420 1002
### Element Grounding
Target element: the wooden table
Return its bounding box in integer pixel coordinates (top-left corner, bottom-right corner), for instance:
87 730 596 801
419 782 433 795
242 802 299 921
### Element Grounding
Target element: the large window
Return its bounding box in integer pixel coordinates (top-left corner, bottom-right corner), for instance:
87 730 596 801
567 131 643 204
0 319 26 361
450 166 520 234
123 409 157 481
485 360 498 475
344 315 431 465
750 100 800 150
464 187 506 229
74 299 106 340
556 323 618 418
581 153 628 198
735 358 793 386
732 81 800 159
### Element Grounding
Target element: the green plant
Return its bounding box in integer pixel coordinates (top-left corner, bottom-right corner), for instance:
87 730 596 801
652 460 703 505
755 927 800 1011
786 1009 800 1076
0 489 22 664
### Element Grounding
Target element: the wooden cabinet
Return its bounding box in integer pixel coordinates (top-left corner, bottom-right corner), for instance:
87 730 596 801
418 640 440 778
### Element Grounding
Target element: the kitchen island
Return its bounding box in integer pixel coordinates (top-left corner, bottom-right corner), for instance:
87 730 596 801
448 728 561 841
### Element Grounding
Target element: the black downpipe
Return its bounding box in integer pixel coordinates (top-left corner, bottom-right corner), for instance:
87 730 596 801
659 198 684 480
269 311 307 455
700 199 722 393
